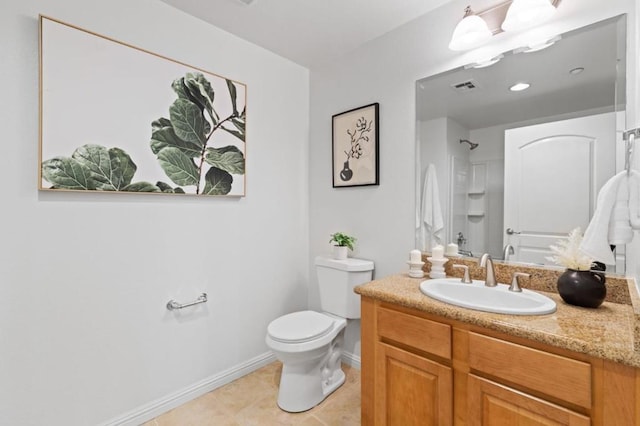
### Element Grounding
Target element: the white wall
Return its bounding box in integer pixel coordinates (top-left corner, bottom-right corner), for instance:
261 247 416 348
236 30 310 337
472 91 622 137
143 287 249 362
0 0 309 424
309 0 638 361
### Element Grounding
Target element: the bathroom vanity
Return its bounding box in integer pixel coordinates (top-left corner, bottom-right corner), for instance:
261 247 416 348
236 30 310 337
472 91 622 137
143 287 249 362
356 273 640 425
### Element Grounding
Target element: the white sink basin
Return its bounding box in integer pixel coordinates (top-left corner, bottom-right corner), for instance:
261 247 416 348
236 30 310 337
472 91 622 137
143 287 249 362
419 278 556 316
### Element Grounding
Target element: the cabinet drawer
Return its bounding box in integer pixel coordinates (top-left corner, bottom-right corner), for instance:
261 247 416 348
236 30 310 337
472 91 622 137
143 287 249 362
377 307 451 359
468 332 591 409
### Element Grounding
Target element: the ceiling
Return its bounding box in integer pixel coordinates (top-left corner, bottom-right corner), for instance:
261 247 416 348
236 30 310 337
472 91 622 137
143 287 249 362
158 0 453 68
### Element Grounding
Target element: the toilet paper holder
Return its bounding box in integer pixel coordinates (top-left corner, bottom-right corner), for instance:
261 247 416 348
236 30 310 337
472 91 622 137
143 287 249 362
166 293 208 311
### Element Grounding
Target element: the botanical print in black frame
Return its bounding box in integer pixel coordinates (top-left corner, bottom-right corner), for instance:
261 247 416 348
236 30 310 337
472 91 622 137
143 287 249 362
332 103 379 187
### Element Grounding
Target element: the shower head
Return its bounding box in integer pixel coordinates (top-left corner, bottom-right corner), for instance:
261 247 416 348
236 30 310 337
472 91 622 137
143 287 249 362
460 139 479 150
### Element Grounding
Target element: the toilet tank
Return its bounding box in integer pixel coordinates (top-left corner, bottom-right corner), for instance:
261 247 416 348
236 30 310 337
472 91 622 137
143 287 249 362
315 256 374 319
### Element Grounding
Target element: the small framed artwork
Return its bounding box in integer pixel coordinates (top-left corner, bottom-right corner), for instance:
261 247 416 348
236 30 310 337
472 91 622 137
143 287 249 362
332 103 379 187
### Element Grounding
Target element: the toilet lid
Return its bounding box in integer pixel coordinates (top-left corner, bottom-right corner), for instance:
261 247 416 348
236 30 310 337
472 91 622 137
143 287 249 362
268 311 334 343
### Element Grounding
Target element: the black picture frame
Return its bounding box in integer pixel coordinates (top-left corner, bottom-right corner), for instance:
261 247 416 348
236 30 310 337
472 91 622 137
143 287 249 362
332 103 379 187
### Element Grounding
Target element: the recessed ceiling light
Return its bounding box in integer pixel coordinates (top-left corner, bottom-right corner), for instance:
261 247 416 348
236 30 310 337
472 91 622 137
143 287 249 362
569 67 585 75
509 82 530 92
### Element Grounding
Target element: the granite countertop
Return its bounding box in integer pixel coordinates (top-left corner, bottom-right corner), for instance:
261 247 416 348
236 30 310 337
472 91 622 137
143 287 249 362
355 273 640 368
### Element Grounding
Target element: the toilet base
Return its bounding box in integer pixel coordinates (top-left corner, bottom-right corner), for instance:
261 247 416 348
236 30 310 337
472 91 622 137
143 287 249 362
321 367 345 398
277 361 345 413
275 332 346 413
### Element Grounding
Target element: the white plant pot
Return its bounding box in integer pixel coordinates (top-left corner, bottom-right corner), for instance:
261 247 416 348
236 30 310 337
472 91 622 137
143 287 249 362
332 246 348 260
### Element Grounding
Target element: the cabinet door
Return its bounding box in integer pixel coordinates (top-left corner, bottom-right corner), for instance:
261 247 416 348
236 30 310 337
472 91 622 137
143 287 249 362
467 374 590 426
375 342 452 426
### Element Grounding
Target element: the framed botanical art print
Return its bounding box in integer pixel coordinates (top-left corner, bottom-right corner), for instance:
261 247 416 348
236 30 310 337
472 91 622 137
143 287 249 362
39 16 246 197
332 103 379 187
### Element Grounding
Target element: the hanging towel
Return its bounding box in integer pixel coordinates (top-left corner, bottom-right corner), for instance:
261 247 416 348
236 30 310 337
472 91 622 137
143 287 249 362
420 164 444 251
630 172 640 229
580 170 639 265
608 176 633 244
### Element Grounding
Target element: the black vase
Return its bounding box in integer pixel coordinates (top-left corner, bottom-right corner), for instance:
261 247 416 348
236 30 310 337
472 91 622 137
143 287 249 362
557 269 606 308
340 160 353 181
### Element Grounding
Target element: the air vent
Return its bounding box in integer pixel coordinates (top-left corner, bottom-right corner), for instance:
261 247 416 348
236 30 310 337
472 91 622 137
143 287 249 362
451 79 480 92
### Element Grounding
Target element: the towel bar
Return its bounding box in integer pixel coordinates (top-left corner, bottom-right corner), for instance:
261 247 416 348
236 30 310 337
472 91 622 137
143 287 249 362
166 293 207 311
623 128 640 140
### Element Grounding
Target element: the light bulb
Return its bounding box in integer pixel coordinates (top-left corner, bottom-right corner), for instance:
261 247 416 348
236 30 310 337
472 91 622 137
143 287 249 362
449 8 492 51
502 0 556 32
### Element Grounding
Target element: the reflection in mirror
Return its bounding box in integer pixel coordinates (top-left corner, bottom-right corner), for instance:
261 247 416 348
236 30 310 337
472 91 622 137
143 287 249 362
415 15 626 274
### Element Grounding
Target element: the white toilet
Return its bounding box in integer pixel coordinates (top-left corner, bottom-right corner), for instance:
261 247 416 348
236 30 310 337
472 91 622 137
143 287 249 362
265 256 374 412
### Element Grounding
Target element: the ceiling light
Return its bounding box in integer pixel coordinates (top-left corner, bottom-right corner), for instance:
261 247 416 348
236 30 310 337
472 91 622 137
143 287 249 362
509 82 530 92
502 0 557 32
449 6 493 51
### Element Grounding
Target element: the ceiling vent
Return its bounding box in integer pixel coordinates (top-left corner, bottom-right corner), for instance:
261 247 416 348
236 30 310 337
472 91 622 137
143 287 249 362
450 79 480 92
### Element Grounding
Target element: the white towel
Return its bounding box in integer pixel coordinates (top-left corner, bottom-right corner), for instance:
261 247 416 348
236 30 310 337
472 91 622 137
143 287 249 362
630 172 640 229
420 164 444 251
580 170 639 265
608 176 633 244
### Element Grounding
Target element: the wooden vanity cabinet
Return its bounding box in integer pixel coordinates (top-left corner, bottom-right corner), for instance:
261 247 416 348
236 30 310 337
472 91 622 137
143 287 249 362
466 375 589 426
375 342 452 425
361 297 640 426
372 306 453 425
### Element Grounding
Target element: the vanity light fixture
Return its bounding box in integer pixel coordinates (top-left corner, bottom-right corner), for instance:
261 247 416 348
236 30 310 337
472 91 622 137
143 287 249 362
509 82 530 91
449 0 560 52
502 0 557 32
448 6 493 51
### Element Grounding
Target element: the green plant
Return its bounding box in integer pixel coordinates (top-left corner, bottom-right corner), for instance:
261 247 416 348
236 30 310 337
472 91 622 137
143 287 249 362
329 232 356 251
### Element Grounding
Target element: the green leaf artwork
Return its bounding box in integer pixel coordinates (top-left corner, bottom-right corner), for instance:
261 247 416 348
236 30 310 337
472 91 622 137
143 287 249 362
169 99 206 146
202 166 233 195
151 72 246 195
41 71 245 196
204 146 245 175
42 157 96 190
72 144 136 190
157 147 199 187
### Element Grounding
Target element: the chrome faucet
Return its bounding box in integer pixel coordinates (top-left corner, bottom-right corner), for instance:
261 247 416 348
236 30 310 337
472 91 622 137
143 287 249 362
478 253 497 287
502 244 515 261
452 264 472 283
509 272 530 292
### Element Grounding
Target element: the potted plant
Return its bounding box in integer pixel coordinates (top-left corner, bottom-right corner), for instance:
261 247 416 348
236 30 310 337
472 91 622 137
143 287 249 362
329 232 356 260
546 227 606 308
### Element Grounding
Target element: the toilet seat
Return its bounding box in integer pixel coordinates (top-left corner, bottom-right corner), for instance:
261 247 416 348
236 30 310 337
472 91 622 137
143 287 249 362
268 311 334 343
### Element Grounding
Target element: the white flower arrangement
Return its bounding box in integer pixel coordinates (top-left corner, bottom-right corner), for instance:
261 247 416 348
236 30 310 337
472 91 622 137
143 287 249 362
546 227 594 271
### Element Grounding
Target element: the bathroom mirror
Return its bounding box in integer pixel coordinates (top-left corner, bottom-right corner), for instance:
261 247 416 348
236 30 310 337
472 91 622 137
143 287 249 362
415 15 627 274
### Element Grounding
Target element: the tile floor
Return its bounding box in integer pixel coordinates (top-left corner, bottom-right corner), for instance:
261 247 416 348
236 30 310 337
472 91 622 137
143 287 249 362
144 362 361 425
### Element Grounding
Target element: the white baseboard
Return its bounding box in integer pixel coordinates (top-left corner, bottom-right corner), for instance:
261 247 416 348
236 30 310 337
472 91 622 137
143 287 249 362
100 352 277 426
342 351 361 369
